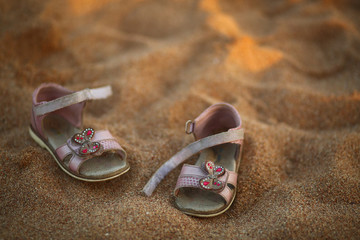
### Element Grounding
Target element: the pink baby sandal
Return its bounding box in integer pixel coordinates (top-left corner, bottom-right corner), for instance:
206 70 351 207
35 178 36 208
143 103 244 217
29 83 129 181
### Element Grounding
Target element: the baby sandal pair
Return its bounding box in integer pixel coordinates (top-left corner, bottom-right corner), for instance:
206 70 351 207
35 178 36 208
30 83 244 217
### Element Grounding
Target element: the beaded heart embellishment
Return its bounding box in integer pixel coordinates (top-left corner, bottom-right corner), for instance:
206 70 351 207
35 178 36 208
72 128 101 156
199 161 225 191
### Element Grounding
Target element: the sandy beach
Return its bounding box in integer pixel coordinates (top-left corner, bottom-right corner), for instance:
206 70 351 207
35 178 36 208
1 0 360 238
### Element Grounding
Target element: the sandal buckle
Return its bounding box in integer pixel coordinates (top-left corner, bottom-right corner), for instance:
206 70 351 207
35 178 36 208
185 120 194 134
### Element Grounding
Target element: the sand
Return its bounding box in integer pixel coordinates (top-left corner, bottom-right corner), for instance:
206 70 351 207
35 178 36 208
1 0 360 239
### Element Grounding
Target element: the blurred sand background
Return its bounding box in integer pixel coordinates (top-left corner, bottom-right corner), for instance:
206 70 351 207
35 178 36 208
1 0 360 239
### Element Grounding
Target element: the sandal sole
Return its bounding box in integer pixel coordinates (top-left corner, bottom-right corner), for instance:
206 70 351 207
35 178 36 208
180 190 237 217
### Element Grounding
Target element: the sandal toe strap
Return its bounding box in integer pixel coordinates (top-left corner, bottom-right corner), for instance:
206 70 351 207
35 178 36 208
55 130 126 174
174 164 238 204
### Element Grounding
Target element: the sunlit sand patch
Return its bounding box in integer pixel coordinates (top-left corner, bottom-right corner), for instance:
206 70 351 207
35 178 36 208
227 37 283 72
200 0 241 38
200 0 282 72
205 12 242 38
200 0 219 13
68 0 114 16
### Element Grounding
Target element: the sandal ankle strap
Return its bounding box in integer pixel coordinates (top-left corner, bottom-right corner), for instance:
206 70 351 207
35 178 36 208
33 85 112 116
